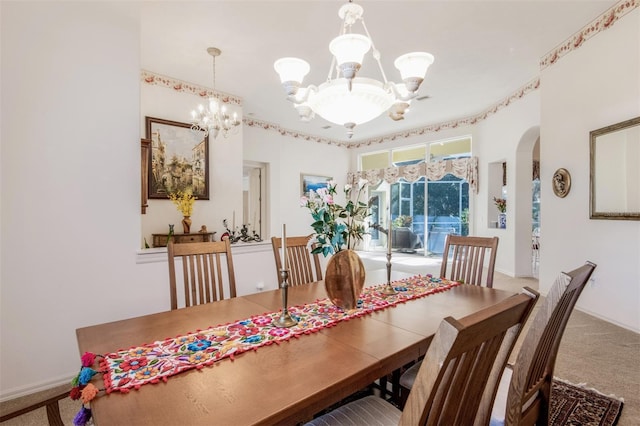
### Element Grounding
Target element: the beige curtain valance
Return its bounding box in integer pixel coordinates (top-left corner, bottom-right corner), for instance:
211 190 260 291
348 157 479 193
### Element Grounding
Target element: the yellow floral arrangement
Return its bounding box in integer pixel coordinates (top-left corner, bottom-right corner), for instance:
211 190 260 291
168 189 197 216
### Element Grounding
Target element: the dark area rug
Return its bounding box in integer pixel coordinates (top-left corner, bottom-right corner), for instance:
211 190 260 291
550 379 624 426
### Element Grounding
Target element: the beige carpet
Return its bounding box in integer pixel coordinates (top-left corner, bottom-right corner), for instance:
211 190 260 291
3 252 638 425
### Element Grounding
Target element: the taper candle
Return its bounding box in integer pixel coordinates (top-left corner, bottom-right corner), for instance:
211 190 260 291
387 216 392 255
282 224 287 269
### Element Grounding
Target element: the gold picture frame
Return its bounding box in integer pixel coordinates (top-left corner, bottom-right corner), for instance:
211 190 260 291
146 117 209 200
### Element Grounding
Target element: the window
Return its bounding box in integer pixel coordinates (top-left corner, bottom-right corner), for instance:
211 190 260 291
361 137 472 255
361 151 390 171
428 137 471 161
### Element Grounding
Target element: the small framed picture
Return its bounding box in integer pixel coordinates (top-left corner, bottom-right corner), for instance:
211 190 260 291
146 116 209 200
300 174 332 196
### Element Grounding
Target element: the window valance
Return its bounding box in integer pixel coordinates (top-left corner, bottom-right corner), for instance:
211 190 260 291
348 157 478 193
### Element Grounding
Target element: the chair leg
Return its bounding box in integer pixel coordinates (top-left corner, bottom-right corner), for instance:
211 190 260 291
399 384 410 409
45 402 64 426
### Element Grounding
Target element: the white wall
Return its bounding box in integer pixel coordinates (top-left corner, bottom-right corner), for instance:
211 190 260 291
1 2 153 397
539 9 640 332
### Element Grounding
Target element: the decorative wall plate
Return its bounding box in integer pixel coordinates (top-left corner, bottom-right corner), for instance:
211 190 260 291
553 168 571 198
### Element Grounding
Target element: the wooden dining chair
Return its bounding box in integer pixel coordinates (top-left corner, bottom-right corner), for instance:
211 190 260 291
395 235 500 402
271 234 323 286
441 234 499 287
167 238 237 310
489 261 597 426
305 288 539 426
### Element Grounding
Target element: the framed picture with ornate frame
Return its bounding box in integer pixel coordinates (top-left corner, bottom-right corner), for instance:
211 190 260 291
145 117 209 200
300 174 332 197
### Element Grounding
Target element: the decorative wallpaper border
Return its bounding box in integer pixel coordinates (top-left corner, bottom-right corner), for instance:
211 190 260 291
349 78 540 149
242 118 349 147
141 70 243 106
142 0 635 148
540 0 638 70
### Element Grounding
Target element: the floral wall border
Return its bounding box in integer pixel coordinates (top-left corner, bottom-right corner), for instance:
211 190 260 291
141 70 243 106
349 78 540 149
540 0 638 70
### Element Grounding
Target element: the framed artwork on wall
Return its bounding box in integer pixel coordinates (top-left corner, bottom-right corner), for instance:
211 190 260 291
300 174 332 197
146 117 209 200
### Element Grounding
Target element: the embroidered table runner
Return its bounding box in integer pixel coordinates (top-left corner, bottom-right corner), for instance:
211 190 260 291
77 275 459 398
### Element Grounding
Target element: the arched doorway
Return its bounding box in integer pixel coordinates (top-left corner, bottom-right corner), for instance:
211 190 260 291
514 127 540 277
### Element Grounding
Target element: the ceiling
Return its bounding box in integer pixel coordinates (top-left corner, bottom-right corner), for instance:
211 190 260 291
140 0 616 144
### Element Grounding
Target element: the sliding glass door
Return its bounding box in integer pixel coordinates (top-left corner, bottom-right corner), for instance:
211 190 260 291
385 174 468 255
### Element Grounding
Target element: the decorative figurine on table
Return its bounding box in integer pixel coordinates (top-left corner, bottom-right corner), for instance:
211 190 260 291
238 224 262 242
199 225 216 242
221 219 240 243
220 219 261 243
168 224 174 243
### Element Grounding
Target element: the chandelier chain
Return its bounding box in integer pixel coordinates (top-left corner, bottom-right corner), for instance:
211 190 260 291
360 20 388 84
212 54 217 93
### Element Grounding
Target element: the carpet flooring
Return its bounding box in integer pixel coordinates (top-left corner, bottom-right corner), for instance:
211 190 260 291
551 379 624 426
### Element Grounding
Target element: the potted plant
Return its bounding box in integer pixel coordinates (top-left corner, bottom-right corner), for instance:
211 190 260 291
300 179 371 309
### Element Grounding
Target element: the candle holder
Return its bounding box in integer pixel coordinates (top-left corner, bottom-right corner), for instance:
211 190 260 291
381 251 397 295
273 268 298 328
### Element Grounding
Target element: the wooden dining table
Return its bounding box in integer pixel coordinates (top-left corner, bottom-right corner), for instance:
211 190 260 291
76 269 516 425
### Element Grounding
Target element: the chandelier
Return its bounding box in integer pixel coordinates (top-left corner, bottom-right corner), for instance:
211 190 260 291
190 47 240 139
274 1 434 139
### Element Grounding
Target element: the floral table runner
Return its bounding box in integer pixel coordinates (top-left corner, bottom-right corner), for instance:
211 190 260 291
70 274 459 424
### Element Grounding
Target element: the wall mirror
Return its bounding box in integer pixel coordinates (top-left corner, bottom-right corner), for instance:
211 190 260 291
589 116 640 220
243 161 268 238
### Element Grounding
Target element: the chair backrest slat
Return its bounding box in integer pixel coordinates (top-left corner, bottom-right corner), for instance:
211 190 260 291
441 235 499 287
504 261 596 425
400 288 538 426
167 239 236 310
271 235 323 286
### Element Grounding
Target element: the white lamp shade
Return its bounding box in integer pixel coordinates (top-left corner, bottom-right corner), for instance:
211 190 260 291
274 57 310 84
394 52 435 80
308 77 394 126
329 34 371 66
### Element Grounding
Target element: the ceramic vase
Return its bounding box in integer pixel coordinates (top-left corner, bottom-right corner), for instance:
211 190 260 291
498 213 506 229
182 216 192 234
324 249 366 310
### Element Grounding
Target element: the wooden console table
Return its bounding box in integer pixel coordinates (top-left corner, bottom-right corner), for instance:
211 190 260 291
152 232 214 247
